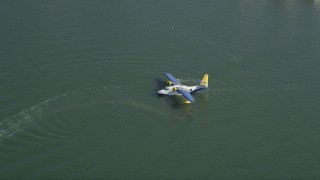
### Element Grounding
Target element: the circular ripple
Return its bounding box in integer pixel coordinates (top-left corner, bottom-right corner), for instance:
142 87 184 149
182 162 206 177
0 86 167 142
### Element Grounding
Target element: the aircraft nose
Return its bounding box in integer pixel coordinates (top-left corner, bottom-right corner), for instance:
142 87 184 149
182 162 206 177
158 89 165 94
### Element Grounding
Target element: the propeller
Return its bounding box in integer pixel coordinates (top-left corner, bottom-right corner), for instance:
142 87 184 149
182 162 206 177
173 87 178 92
165 80 172 86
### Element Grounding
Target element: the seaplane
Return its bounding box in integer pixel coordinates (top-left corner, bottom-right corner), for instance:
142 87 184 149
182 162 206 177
158 73 209 103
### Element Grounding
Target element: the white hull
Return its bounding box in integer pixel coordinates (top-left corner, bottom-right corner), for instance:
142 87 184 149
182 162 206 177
158 85 198 95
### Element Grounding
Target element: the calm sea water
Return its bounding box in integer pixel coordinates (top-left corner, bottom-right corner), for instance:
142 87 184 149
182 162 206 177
1 0 320 178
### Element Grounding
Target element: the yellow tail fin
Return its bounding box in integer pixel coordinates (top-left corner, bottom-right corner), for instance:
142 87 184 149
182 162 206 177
200 74 209 87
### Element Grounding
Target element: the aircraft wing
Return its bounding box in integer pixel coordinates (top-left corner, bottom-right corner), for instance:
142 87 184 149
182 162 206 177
178 89 195 103
165 73 181 85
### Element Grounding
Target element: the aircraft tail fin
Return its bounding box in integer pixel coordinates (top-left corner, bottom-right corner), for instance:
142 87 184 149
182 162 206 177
199 74 209 87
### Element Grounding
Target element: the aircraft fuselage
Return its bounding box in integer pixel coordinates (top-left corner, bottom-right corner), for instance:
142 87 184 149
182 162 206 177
158 85 198 96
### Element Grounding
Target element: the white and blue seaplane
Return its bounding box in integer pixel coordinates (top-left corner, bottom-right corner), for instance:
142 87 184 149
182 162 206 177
158 73 209 103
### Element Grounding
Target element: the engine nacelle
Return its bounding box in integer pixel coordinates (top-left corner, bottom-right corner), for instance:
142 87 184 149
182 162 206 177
173 87 178 92
165 80 172 86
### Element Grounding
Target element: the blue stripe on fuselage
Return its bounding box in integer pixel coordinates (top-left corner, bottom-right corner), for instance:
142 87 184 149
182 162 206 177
191 87 207 93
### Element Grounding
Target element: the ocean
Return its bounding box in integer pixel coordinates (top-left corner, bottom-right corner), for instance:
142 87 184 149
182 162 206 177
1 0 320 178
